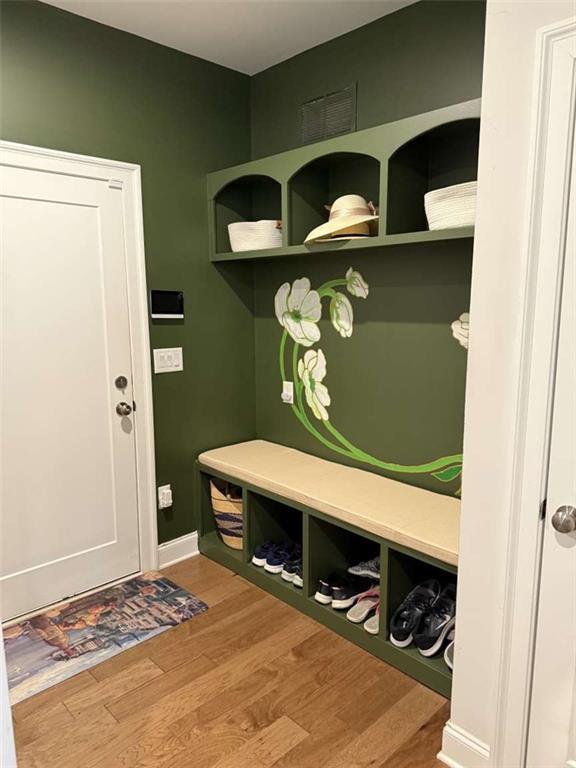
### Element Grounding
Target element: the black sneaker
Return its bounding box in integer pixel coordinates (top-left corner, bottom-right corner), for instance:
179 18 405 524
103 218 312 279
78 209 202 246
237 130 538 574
414 584 457 657
331 575 374 610
292 564 303 589
389 579 441 648
348 557 380 581
314 572 348 605
281 549 302 583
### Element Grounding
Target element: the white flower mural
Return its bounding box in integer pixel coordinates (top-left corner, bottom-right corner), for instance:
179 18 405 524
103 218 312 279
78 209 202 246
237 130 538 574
274 277 321 347
346 267 369 299
451 312 470 350
275 266 464 492
298 349 331 421
330 293 354 338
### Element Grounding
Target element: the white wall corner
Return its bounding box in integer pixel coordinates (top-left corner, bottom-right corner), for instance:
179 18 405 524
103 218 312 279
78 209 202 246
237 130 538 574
157 531 199 569
438 721 490 768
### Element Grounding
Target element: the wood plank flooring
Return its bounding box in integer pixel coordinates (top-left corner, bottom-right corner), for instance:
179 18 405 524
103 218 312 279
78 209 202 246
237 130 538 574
12 556 449 768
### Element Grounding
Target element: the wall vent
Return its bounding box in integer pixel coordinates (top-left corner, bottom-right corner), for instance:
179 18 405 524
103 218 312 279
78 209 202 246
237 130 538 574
299 84 357 145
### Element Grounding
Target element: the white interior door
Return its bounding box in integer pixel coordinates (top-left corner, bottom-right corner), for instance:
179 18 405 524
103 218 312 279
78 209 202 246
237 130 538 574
526 78 576 766
0 151 141 621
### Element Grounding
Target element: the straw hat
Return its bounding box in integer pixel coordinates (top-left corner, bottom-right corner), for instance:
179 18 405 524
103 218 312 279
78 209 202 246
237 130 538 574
304 194 378 244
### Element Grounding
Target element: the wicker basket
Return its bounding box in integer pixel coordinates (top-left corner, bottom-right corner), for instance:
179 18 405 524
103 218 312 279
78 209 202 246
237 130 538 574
210 479 243 550
227 220 282 252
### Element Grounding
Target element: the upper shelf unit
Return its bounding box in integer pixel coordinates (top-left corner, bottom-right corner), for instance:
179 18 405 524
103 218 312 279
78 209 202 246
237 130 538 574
207 98 480 262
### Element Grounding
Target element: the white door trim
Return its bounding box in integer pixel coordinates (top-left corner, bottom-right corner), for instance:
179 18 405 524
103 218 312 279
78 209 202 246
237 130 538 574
488 18 576 768
0 140 158 584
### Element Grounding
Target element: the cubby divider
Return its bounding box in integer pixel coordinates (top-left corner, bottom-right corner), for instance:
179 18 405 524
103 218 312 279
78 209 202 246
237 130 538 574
198 465 457 697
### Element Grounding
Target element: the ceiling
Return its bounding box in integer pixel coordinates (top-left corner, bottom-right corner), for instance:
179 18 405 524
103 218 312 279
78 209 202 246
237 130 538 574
40 0 419 75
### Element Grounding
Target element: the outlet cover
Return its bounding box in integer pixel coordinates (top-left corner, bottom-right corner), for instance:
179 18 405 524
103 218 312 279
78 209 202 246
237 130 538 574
153 347 183 374
158 484 173 509
281 381 294 404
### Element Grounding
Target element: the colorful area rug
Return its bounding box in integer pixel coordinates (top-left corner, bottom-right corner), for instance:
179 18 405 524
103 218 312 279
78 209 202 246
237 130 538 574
4 571 208 704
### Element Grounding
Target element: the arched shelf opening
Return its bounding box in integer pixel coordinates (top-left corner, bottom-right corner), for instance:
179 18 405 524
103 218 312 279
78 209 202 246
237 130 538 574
213 174 282 254
288 152 380 246
387 118 480 235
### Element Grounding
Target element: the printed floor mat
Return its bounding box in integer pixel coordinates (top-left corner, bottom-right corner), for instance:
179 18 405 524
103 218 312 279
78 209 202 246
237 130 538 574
4 571 208 704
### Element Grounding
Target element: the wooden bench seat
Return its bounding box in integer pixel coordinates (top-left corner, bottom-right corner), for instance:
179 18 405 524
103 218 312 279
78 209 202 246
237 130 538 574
198 440 459 566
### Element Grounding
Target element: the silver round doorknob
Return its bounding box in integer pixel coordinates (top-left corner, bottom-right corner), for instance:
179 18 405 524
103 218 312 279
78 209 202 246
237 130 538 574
116 402 132 417
551 505 576 534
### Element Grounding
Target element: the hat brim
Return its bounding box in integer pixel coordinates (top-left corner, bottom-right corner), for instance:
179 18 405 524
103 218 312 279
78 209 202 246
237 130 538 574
304 214 379 244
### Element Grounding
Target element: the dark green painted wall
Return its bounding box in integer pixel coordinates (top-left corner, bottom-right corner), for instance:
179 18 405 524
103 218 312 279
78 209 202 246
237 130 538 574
251 0 484 495
0 0 485 541
0 0 255 542
250 0 486 158
254 246 472 496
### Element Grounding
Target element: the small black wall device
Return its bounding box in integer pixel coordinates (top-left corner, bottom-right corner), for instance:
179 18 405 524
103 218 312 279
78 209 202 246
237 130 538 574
150 290 184 319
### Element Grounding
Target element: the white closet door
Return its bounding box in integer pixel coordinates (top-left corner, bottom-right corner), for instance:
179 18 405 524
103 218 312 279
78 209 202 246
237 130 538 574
0 155 140 620
526 36 576 764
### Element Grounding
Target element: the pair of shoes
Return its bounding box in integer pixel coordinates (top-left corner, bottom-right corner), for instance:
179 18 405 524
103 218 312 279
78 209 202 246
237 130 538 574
389 580 456 658
314 572 374 610
348 556 380 581
252 541 300 575
346 587 380 634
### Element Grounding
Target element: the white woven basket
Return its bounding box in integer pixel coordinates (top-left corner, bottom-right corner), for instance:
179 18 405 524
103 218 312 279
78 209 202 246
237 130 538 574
424 181 477 230
228 220 282 252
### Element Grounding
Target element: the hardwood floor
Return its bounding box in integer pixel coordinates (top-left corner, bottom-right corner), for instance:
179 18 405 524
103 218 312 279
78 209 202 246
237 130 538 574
12 556 449 768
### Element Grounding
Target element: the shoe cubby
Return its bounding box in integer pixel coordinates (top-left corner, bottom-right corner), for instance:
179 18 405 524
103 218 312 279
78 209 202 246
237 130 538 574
245 491 304 593
386 118 480 235
198 466 457 697
198 470 245 566
306 515 380 598
213 174 282 254
288 152 380 246
383 544 457 681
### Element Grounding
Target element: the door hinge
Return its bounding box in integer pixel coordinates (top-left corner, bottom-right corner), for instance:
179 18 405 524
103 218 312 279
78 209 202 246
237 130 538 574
108 179 123 190
132 400 137 412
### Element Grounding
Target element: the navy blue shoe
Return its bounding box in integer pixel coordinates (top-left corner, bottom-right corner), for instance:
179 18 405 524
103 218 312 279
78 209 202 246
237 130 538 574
251 541 277 567
264 542 297 574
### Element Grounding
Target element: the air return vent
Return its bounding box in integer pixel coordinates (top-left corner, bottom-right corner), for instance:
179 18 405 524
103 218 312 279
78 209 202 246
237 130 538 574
300 85 357 145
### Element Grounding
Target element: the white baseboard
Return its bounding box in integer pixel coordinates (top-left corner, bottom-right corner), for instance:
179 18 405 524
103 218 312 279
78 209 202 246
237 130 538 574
438 721 490 768
157 531 199 569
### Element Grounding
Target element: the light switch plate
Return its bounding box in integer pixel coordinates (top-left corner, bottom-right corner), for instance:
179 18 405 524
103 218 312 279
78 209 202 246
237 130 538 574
281 381 294 404
153 347 183 374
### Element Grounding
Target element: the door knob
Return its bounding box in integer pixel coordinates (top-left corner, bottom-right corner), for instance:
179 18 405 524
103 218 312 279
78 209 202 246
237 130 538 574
551 505 576 534
116 402 132 417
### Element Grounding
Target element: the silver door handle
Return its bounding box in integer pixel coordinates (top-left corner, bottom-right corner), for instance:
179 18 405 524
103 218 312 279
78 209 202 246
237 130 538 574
551 505 576 534
116 402 132 417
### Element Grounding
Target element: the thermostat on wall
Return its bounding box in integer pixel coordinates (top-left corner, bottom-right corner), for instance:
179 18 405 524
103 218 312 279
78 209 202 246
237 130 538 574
150 290 184 319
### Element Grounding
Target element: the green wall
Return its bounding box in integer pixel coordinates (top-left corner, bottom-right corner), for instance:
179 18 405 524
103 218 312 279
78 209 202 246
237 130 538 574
250 0 486 158
0 0 255 542
250 0 485 495
254 246 472 497
0 0 485 540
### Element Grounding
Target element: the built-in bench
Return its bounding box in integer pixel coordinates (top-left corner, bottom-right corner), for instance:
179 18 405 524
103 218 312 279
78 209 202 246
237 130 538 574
197 439 459 696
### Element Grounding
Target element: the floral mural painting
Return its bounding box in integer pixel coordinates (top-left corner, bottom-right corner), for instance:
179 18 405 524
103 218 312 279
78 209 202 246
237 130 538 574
275 268 464 492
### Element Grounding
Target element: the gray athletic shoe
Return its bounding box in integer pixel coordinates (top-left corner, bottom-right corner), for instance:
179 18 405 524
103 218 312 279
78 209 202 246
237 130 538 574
348 557 380 580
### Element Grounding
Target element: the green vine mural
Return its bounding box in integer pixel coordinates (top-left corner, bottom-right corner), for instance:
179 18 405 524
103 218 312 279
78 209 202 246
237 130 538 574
275 268 463 492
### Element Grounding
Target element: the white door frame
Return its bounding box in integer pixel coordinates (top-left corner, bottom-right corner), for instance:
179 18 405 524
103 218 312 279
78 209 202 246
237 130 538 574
0 140 158 588
440 14 576 768
490 20 575 767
